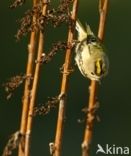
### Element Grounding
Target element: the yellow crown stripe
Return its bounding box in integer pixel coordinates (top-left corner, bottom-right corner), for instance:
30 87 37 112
95 59 102 76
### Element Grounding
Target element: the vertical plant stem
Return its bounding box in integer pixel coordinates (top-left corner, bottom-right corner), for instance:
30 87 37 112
81 1 109 156
24 1 48 156
53 0 78 156
98 0 109 40
18 0 39 156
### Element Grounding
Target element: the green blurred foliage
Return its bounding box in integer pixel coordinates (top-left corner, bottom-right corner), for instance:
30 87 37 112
0 0 131 156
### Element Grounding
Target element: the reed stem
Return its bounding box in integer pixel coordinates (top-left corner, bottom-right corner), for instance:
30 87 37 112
53 0 78 156
18 0 39 156
24 1 48 156
81 1 109 156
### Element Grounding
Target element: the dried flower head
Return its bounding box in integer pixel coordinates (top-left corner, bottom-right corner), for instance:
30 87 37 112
34 96 59 116
2 74 26 100
42 41 67 64
42 0 72 27
16 1 43 40
9 0 26 9
2 131 24 156
15 0 73 40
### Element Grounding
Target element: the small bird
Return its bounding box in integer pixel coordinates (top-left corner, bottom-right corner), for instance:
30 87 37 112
75 20 109 81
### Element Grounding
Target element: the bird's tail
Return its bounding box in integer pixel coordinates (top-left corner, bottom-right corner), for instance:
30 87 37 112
76 19 87 41
76 19 94 41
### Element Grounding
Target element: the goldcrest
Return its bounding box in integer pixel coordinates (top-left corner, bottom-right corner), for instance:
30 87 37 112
75 20 109 81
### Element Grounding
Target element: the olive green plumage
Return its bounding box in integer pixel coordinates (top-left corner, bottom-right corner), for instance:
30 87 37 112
75 20 109 81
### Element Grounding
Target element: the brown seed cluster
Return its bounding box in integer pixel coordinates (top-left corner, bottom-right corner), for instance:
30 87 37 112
2 131 24 156
39 40 78 64
34 96 59 116
9 0 26 9
43 0 72 27
15 0 73 40
42 41 67 64
2 74 26 100
16 2 43 40
78 102 100 124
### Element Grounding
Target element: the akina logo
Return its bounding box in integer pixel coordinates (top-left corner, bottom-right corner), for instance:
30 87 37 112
96 144 130 155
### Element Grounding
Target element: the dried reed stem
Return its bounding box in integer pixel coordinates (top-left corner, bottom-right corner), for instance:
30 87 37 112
81 0 109 156
18 0 39 156
53 0 78 156
24 1 48 156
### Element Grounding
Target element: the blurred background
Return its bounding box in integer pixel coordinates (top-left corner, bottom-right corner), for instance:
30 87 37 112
0 0 131 156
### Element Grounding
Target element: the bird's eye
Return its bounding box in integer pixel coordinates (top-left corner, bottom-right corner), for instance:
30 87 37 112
87 35 97 43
